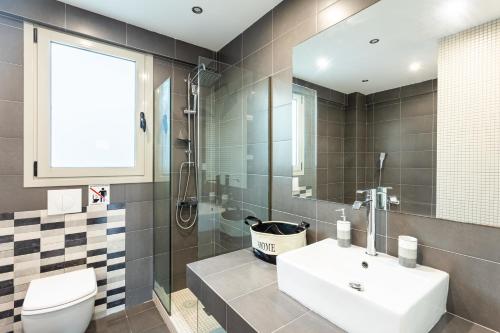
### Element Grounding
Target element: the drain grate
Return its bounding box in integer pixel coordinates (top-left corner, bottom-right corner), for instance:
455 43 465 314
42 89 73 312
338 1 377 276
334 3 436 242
349 282 364 291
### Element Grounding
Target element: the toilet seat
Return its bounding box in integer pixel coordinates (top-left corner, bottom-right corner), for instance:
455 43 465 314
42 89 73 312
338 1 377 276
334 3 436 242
22 268 97 316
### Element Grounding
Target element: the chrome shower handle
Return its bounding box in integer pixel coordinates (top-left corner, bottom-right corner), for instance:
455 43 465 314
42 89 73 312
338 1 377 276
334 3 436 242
356 189 370 195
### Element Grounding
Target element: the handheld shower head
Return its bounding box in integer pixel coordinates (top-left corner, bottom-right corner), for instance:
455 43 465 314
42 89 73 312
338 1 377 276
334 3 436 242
379 152 387 170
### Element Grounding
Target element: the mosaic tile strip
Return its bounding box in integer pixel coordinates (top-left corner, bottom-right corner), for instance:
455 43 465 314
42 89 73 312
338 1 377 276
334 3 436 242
436 18 500 226
0 204 126 332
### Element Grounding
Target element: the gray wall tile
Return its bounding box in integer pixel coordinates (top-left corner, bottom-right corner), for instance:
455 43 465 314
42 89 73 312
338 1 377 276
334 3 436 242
126 228 153 261
0 13 23 28
126 201 153 232
0 23 22 65
125 285 153 308
218 35 242 66
272 0 316 39
126 256 153 291
272 16 316 73
0 137 22 175
175 39 214 65
110 184 126 203
401 92 434 118
0 101 22 138
0 62 22 101
65 5 126 44
388 213 500 264
0 0 65 28
125 183 153 203
126 24 174 58
401 79 435 98
242 44 272 86
317 0 378 32
0 176 47 212
242 12 272 58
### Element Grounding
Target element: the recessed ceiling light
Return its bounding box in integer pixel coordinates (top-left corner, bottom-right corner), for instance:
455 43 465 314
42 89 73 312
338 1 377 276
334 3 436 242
369 39 380 44
362 79 369 82
316 57 330 70
409 62 422 72
192 6 203 14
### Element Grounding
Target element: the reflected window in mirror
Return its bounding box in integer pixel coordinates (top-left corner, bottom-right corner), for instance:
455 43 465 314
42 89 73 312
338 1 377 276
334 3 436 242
291 84 317 199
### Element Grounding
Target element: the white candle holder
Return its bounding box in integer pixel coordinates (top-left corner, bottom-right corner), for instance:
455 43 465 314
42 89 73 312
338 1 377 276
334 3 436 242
398 235 418 268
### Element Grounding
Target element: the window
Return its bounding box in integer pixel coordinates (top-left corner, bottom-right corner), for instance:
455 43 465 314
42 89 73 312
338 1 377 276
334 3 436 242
24 23 153 186
292 91 305 176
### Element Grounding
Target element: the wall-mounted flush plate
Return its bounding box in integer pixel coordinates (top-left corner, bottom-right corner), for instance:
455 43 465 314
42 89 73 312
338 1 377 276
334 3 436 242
47 189 82 215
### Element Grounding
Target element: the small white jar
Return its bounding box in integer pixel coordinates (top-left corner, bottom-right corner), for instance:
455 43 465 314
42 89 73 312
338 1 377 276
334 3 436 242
398 235 418 268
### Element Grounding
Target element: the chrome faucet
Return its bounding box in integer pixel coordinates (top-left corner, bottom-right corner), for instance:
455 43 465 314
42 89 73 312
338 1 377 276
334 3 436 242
352 187 399 256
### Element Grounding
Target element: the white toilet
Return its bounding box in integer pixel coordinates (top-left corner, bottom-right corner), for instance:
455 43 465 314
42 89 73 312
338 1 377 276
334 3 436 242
22 268 97 333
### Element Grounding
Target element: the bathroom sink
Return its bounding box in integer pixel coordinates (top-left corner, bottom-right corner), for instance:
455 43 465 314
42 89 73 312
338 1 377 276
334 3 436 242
277 239 449 333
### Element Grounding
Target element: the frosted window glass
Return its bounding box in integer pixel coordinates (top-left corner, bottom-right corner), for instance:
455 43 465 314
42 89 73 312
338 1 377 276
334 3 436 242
50 42 136 168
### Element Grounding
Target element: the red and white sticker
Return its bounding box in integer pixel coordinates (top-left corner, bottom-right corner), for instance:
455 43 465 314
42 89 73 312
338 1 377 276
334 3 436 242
88 185 110 205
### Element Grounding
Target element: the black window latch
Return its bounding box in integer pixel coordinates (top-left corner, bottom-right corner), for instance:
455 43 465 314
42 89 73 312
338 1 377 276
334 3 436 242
140 112 146 132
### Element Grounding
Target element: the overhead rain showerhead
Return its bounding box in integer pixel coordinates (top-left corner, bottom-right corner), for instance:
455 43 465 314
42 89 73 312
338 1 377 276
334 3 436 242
197 69 222 87
188 62 221 87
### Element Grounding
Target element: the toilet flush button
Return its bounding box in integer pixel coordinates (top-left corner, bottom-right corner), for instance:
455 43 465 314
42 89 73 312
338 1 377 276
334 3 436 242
48 189 82 215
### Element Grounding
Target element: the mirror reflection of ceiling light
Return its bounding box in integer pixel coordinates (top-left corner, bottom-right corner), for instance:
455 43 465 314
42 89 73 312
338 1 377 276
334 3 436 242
439 0 468 22
316 57 330 70
409 62 422 72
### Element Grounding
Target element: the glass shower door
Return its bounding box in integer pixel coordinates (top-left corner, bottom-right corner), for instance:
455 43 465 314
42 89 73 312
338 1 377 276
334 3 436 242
153 78 172 314
197 56 271 263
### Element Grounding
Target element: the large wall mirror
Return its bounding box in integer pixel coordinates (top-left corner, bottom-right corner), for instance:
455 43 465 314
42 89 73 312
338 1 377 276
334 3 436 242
290 0 500 226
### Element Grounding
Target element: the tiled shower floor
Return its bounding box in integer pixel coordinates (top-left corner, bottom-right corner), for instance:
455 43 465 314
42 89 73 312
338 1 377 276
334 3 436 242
170 288 221 333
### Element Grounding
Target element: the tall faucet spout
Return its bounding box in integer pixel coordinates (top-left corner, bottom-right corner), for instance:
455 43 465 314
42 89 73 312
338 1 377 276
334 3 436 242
354 187 399 256
365 188 378 256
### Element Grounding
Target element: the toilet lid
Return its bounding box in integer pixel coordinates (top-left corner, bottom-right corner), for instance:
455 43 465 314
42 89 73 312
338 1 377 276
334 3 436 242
23 268 97 312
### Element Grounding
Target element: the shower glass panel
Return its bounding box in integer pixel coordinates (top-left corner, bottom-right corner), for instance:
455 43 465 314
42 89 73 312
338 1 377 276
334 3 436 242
197 56 271 261
153 78 171 314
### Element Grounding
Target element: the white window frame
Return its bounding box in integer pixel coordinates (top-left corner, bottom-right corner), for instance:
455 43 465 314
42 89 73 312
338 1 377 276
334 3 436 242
292 91 305 176
24 23 153 187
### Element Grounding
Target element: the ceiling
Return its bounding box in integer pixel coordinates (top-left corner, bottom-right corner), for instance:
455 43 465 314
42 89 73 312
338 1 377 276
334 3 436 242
293 0 500 95
57 0 283 51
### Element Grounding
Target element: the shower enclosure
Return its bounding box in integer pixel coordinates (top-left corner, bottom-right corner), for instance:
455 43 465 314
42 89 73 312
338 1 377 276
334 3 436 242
153 56 272 332
197 56 272 261
153 78 172 314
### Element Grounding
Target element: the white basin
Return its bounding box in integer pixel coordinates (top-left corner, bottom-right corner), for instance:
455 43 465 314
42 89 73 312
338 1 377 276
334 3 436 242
277 239 449 333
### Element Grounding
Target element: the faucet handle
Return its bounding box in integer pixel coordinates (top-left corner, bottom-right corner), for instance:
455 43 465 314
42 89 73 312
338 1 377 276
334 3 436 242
352 201 363 210
377 186 393 191
389 195 400 205
356 189 369 195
